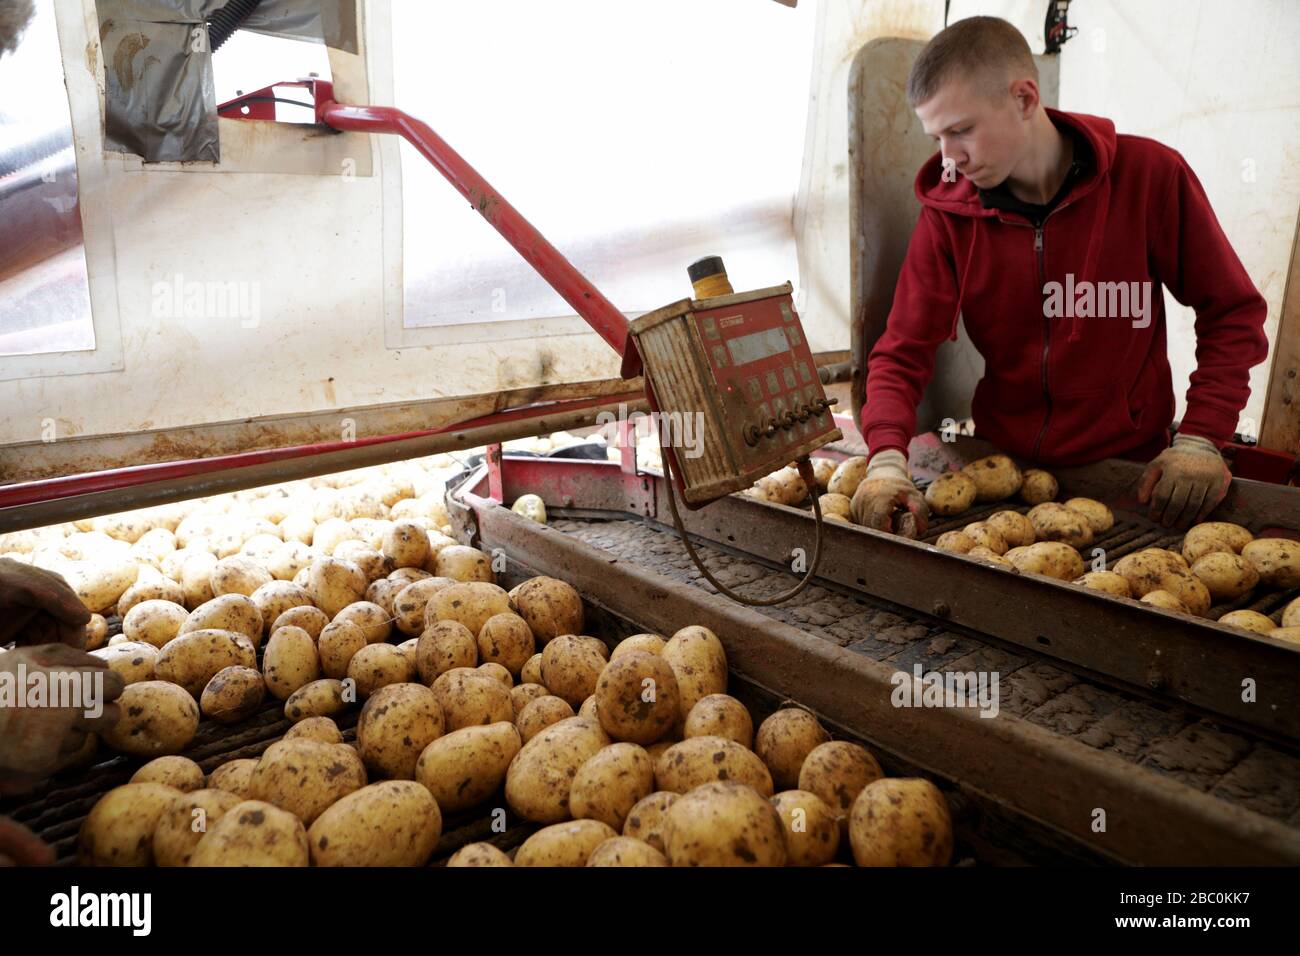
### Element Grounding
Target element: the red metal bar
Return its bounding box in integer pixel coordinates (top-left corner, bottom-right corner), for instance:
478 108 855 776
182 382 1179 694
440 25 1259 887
317 94 632 360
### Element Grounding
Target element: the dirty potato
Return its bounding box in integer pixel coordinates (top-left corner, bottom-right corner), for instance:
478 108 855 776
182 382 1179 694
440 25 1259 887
935 531 977 554
308 556 367 617
435 545 495 583
357 682 445 779
612 633 667 658
505 716 610 823
826 457 869 498
509 577 584 645
77 783 181 866
207 758 258 798
654 736 773 796
430 668 513 731
661 625 728 725
447 843 513 867
960 455 1022 503
849 778 952 867
283 716 343 744
130 755 205 792
1217 610 1277 634
477 613 535 676
415 721 521 813
798 740 885 829
986 511 1035 548
924 472 977 516
771 789 841 867
962 521 1009 555
122 599 189 649
347 644 415 699
308 780 442 866
587 836 668 867
248 739 367 825
1027 503 1093 548
1241 539 1300 589
593 651 680 745
515 819 619 866
754 707 831 791
189 800 309 867
1063 498 1114 533
1018 469 1058 505
393 576 454 636
153 788 242 866
1141 590 1190 612
1074 571 1131 597
317 620 368 680
427 581 512 636
272 605 330 640
516 695 576 743
1191 552 1260 602
663 781 787 867
180 593 263 644
1182 522 1253 564
683 693 753 749
90 641 159 685
416 620 478 684
284 678 348 722
622 791 678 854
102 681 199 757
1006 541 1085 582
569 743 656 830
540 634 608 708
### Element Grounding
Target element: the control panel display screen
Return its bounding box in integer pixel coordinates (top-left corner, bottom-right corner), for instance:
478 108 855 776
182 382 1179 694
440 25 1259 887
726 327 790 366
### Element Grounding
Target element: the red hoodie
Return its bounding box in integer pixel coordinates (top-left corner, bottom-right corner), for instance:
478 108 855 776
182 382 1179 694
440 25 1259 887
861 108 1269 467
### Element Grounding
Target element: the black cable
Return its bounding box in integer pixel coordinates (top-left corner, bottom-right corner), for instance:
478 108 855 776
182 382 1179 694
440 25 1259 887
207 0 265 52
217 96 316 114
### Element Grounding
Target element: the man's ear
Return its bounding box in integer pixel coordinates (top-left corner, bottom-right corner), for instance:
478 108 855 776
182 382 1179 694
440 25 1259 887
1011 78 1040 118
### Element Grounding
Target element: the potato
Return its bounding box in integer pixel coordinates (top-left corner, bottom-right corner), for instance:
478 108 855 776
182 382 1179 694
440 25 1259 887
521 652 544 685
77 783 181 866
811 458 839 493
683 694 753 749
771 789 841 866
1141 590 1190 612
826 456 868 498
116 578 186 619
622 791 678 853
477 613 535 676
70 561 139 614
208 555 272 599
592 651 681 745
1217 610 1277 634
102 680 199 756
655 736 774 796
391 577 453 636
1182 522 1253 564
208 758 258 798
416 620 477 683
200 665 265 724
347 644 415 699
936 531 976 554
363 578 404 617
508 577 584 645
283 716 343 744
612 633 666 658
1063 497 1114 533
249 739 367 825
308 556 367 617
130 755 205 792
447 843 514 867
308 780 441 866
753 466 809 506
181 593 263 645
478 661 512 686
316 620 367 680
959 454 1022 502
511 682 549 715
262 625 321 701
817 493 852 520
516 819 619 866
121 599 189 649
267 540 315 583
332 601 391 645
249 581 314 636
1074 571 1131 597
663 781 786 867
313 518 362 556
570 743 655 830
661 625 728 726
1018 469 1058 504
1269 626 1300 646
505 716 610 823
190 800 309 866
754 707 830 791
849 778 952 867
516 695 575 743
1284 597 1300 629
357 682 445 779
155 628 256 696
153 788 242 866
415 721 521 812
284 678 348 722
586 836 668 867
84 613 109 651
178 552 219 609
428 581 512 637
1113 548 1190 594
1191 552 1260 602
962 521 1009 555
1241 539 1300 589
381 519 431 570
798 741 884 828
271 605 330 641
966 546 1015 568
1027 503 1093 548
435 545 495 583
924 472 977 516
536 634 604 708
431 668 513 731
985 511 1035 549
1007 541 1085 582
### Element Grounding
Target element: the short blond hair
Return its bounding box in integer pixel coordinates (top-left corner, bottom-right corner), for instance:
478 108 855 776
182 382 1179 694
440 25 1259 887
907 16 1037 107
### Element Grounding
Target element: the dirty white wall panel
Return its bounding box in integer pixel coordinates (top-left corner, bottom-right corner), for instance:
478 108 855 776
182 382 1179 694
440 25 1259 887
796 0 1296 435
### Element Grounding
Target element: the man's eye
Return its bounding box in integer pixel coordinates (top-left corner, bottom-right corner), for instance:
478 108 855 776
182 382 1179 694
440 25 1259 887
954 127 971 135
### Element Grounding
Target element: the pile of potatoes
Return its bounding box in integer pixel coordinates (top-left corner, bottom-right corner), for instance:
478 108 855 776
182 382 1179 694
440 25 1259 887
933 497 1112 579
75 612 954 867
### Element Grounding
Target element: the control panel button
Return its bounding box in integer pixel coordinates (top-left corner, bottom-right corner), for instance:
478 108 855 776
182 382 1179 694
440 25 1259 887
712 345 728 367
782 366 797 390
780 302 794 323
798 361 811 383
785 326 803 348
745 377 763 402
765 371 780 395
701 315 720 341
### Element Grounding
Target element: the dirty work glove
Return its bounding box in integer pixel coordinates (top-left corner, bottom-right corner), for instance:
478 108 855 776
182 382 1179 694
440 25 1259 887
0 815 55 866
850 449 930 539
0 644 123 796
1137 433 1232 528
0 558 91 648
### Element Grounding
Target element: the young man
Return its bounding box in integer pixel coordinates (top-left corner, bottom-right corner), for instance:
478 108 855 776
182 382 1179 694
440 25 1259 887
854 16 1269 536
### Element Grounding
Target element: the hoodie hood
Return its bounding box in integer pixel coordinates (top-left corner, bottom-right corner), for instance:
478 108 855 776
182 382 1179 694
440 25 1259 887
915 109 1118 343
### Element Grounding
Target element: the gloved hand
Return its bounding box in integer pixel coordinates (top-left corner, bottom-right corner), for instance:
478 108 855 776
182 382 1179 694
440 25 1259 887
1137 433 1233 528
0 816 56 866
0 644 123 796
0 557 91 648
850 449 930 539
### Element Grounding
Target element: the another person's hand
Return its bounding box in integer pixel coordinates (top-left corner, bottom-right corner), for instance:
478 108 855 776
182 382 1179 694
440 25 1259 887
850 449 930 538
0 644 123 796
0 816 56 866
1137 433 1232 528
0 558 91 648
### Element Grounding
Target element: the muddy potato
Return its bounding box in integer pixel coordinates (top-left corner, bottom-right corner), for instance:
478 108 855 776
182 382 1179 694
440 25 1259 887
1284 597 1300 629
284 678 348 722
153 788 242 866
1152 568 1212 616
332 601 391 645
771 789 841 867
826 456 869 498
508 576 585 645
754 467 809 506
516 819 619 867
849 778 953 867
538 635 607 709
102 681 199 756
209 555 272 599
809 458 836 492
189 799 309 866
1191 552 1260 602
198 665 265 725
357 682 445 779
81 613 110 651
77 783 181 866
622 791 678 853
1018 469 1058 504
986 511 1036 548
1182 522 1253 564
683 693 753 749
116 578 186 619
570 743 656 830
179 552 219 609
1074 571 1131 597
1007 541 1085 582
312 518 362 556
392 577 452 637
390 567 432 585
924 472 977 516
521 653 544 686
308 556 367 617
664 781 786 867
517 695 576 743
478 662 512 686
317 620 368 679
249 581 314 638
579 695 600 721
347 644 415 699
818 493 852 520
121 599 188 649
271 605 329 641
755 707 830 791
347 549 394 583
267 540 314 582
416 620 478 684
1269 626 1300 646
428 581 513 637
1241 539 1300 589
208 758 258 797
262 626 321 701
364 578 405 617
511 493 548 524
655 736 774 796
477 612 535 675
381 519 431 570
1063 497 1114 533
415 721 521 812
1113 548 1188 593
1141 590 1190 612
1217 610 1276 634
249 738 367 825
130 755 205 792
1027 503 1093 548
962 521 1009 555
936 531 976 555
612 633 666 658
661 625 728 726
181 593 263 645
431 669 513 731
593 651 680 745
959 454 1022 502
447 843 513 867
505 716 610 823
156 628 256 697
587 836 668 867
308 780 441 867
283 716 343 744
511 682 549 716
798 741 884 829
435 545 495 583
70 562 139 615
967 546 1015 568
